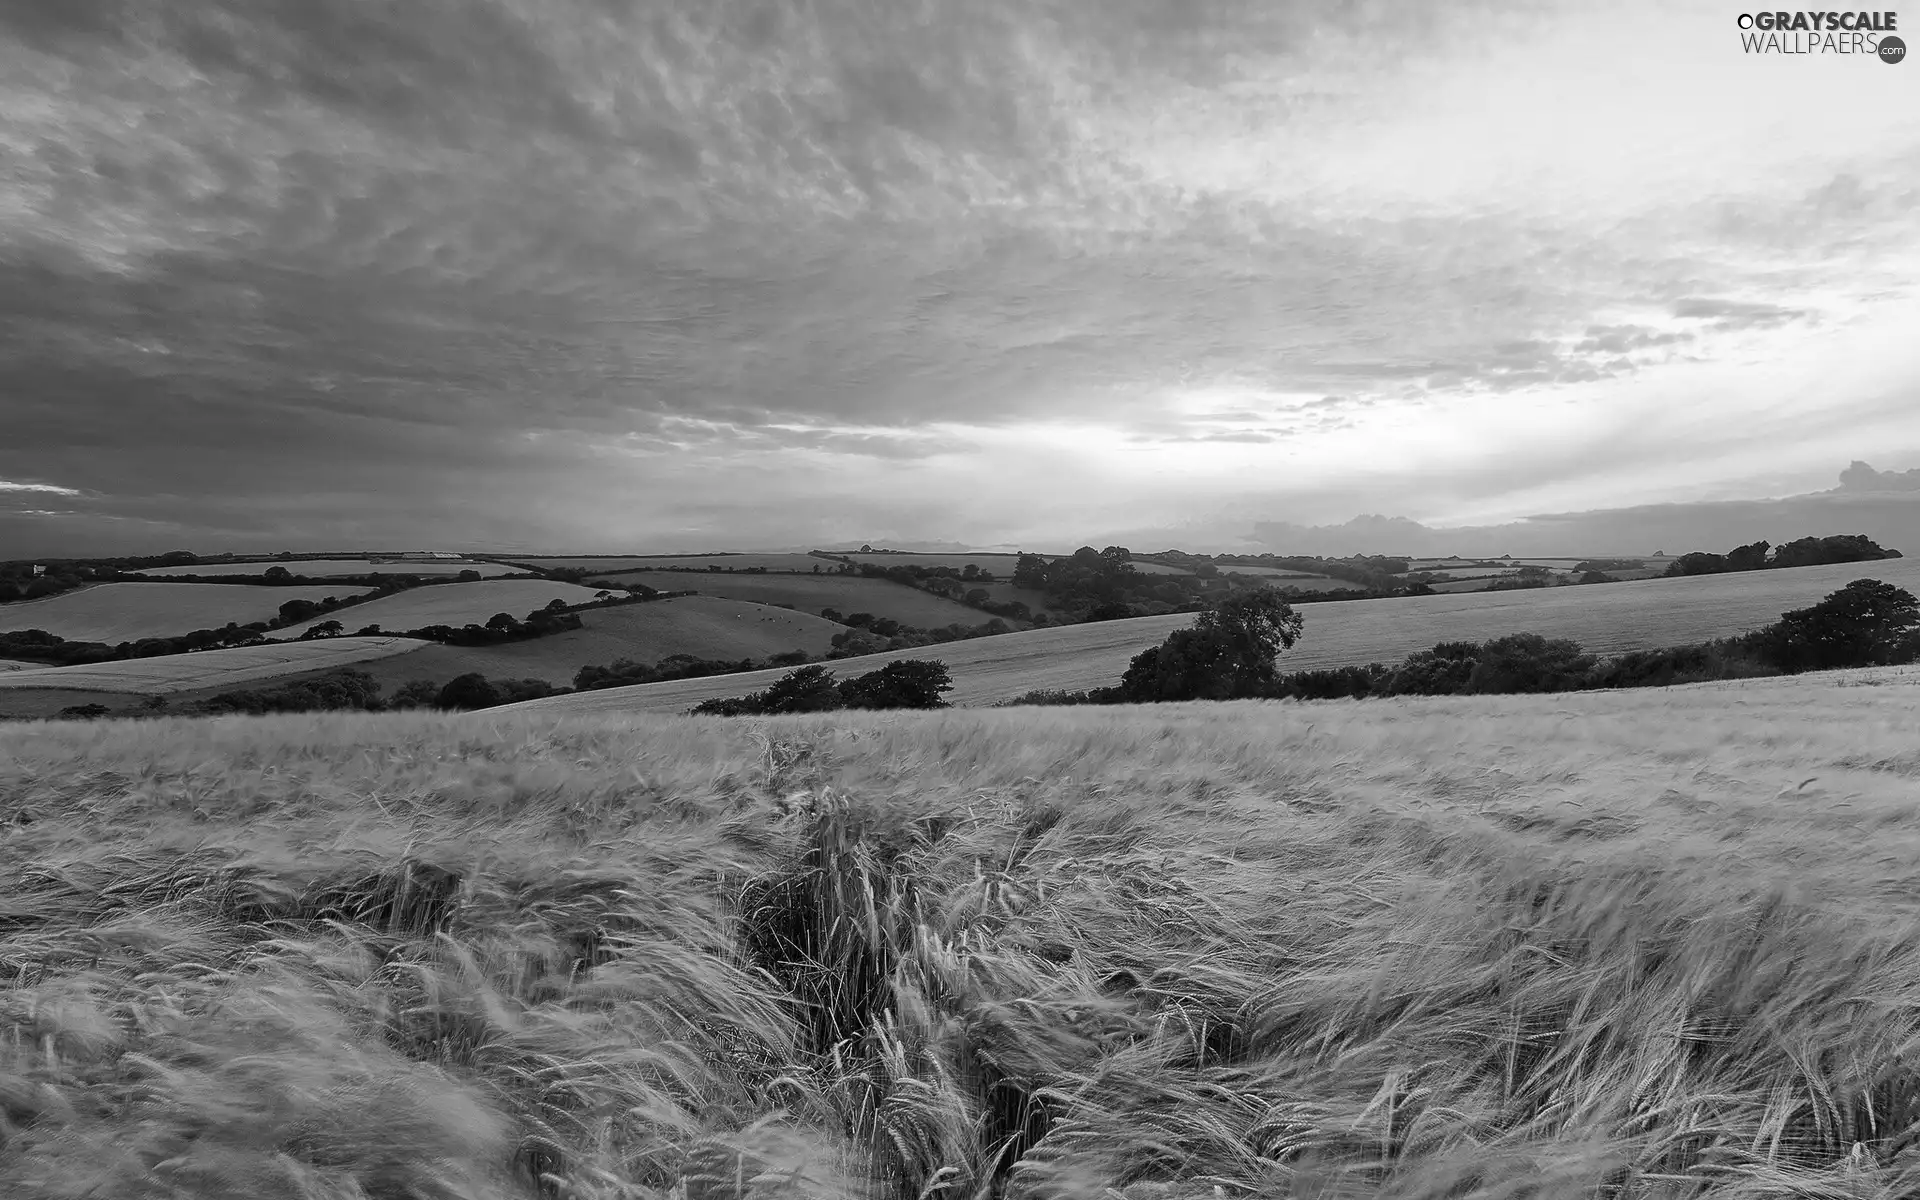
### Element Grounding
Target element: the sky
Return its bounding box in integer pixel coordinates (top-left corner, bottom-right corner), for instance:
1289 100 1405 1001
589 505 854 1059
2 0 1918 557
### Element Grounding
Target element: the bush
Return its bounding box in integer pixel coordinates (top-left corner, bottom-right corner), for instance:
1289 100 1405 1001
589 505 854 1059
1383 641 1481 696
1269 664 1389 700
691 660 954 716
434 673 500 711
1464 633 1596 694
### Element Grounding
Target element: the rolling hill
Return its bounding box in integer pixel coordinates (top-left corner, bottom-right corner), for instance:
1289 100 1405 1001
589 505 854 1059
0 582 373 642
266 580 611 639
171 595 849 696
500 555 1920 717
510 553 834 573
132 558 522 578
591 570 997 628
0 636 428 715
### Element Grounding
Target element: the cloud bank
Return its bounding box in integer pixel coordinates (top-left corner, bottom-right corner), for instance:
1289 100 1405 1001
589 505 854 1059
2 0 1917 556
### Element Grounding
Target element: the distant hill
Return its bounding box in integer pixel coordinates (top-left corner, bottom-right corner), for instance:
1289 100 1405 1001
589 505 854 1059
1244 463 1920 558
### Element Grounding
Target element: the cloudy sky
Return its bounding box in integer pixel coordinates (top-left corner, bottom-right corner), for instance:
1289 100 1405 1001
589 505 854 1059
2 0 1917 557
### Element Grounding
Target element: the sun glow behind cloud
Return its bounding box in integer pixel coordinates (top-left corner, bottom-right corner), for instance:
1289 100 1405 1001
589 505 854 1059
0 0 1916 555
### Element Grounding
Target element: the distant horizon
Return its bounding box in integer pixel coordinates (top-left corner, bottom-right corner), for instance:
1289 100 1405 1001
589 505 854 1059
10 455 1913 565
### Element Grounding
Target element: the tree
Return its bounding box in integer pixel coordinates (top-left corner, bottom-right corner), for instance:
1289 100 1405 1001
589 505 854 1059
1751 579 1919 671
838 660 953 709
263 565 293 582
457 569 482 582
1725 539 1770 572
436 673 501 710
277 598 320 624
298 619 345 640
485 611 519 632
1117 588 1303 702
1012 554 1049 590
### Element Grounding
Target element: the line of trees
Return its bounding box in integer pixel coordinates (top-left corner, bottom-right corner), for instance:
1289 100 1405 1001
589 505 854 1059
689 659 954 716
1665 534 1900 577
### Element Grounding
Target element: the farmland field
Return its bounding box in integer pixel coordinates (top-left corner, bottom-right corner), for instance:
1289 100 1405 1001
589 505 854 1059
509 554 1920 715
591 570 996 627
0 636 426 706
266 580 611 639
838 551 1027 573
0 582 373 642
178 596 848 695
505 553 835 573
8 669 1920 1194
0 658 37 672
132 558 523 578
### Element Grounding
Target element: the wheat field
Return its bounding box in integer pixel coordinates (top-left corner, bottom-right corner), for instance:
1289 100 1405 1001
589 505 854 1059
0 582 374 642
0 636 428 696
507 555 1920 717
3 668 1920 1197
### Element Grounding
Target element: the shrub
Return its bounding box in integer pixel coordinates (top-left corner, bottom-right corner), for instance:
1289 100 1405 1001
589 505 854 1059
1464 633 1596 694
434 673 500 711
1383 641 1481 696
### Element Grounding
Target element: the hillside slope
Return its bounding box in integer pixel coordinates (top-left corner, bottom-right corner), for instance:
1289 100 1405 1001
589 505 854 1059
0 582 372 642
267 580 609 639
502 555 1920 716
0 636 427 700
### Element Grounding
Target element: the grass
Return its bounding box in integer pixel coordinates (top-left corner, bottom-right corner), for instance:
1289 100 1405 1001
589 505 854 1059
0 582 373 642
593 571 998 629
0 636 426 703
132 558 523 578
267 580 614 639
506 555 1920 716
5 669 1920 1197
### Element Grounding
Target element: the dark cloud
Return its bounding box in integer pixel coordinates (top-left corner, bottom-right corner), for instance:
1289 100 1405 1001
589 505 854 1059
3 0 1913 552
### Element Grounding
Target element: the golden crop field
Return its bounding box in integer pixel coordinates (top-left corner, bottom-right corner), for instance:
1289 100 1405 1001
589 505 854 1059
132 558 523 577
591 570 997 628
0 582 373 642
5 667 1920 1196
0 636 426 698
507 555 1920 716
266 580 612 639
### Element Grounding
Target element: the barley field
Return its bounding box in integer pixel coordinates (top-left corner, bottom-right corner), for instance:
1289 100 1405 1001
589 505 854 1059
0 582 373 642
267 580 613 640
0 636 426 699
132 558 522 578
4 668 1920 1197
507 555 1920 716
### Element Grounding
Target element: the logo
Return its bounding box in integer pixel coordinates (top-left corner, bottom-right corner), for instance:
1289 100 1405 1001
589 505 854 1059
1736 10 1902 56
